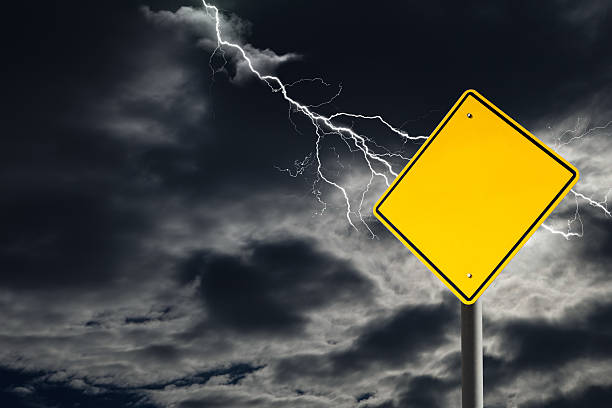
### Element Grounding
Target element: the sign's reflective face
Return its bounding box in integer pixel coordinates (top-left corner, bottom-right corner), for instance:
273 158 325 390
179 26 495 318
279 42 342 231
374 90 579 304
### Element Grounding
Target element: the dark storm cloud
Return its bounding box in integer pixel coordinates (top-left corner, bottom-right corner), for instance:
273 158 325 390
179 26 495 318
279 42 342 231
178 397 234 408
0 367 157 408
489 300 612 377
178 238 374 335
350 294 612 407
360 297 612 407
0 363 264 407
138 363 265 389
330 299 456 371
0 182 148 289
395 375 457 408
365 375 458 408
0 127 157 289
574 208 612 269
523 384 612 408
134 344 183 363
211 0 612 129
356 391 375 402
275 298 457 380
125 307 173 325
452 299 612 407
0 0 266 292
0 1 191 291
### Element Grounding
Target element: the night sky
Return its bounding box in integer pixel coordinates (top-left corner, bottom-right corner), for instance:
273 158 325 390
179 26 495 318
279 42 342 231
2 1 612 407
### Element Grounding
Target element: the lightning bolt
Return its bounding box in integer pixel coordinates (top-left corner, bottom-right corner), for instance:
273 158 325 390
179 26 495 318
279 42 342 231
201 0 426 236
200 1 610 239
542 117 612 238
554 117 612 149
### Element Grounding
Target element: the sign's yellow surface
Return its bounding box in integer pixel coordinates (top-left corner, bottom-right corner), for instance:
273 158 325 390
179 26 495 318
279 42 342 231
374 90 578 304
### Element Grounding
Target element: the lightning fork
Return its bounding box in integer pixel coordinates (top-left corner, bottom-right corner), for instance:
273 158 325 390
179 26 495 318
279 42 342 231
202 1 427 234
200 1 610 239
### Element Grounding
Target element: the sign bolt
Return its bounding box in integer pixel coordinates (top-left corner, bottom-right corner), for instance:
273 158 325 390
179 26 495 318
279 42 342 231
467 113 473 118
467 273 472 278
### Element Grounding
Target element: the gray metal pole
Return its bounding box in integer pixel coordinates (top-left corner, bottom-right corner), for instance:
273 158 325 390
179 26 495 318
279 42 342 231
461 300 483 408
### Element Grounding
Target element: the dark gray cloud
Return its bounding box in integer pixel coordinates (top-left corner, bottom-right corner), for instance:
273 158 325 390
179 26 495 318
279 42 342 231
329 300 456 371
0 182 149 289
349 296 612 407
0 1 206 293
483 299 612 390
574 209 612 270
275 299 457 382
178 238 374 335
365 375 459 408
0 363 265 408
0 367 157 408
140 363 265 389
210 0 612 130
523 384 612 408
498 316 612 372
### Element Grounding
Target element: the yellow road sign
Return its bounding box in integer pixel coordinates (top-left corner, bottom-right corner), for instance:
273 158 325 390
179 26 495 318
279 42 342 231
374 90 579 304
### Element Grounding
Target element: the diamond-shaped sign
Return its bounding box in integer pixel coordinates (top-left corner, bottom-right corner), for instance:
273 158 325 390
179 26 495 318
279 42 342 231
374 90 579 304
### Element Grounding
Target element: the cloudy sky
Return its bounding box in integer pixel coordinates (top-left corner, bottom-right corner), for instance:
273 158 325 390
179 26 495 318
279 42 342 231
2 1 612 407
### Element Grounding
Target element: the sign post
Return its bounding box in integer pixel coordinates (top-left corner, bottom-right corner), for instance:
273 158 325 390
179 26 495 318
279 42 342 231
461 300 483 408
373 90 579 406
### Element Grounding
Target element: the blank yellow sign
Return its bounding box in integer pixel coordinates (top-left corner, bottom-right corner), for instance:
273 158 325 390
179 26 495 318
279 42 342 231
374 90 578 304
